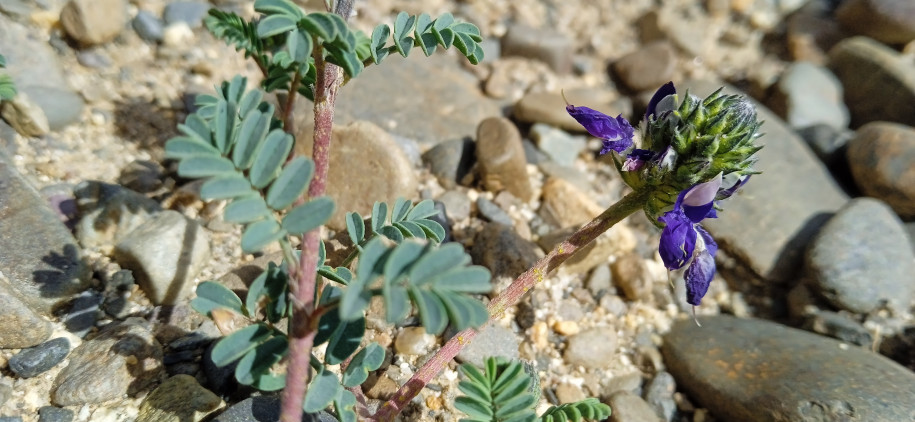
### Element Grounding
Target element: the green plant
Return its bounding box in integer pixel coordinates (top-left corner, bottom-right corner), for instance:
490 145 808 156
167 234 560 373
455 357 611 422
0 54 15 101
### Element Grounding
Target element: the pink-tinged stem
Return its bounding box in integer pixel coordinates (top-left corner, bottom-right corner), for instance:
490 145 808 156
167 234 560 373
370 188 651 421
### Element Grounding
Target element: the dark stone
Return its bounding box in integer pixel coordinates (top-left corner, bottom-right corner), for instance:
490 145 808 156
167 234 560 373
63 290 103 338
212 396 336 422
470 222 540 278
475 197 513 227
428 201 452 243
38 406 73 422
643 371 677 422
801 310 872 346
9 337 70 378
202 341 238 395
163 1 210 28
836 0 915 45
133 10 164 42
422 138 475 189
663 315 915 422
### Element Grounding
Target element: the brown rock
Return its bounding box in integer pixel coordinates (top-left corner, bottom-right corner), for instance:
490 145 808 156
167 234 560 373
612 41 677 92
60 0 127 46
136 375 224 422
475 117 533 202
539 177 604 229
539 223 637 276
608 391 663 422
847 122 915 218
610 253 653 302
501 24 574 73
470 222 541 278
836 0 915 45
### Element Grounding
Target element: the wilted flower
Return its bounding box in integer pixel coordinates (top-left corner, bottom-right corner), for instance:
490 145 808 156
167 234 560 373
565 103 635 154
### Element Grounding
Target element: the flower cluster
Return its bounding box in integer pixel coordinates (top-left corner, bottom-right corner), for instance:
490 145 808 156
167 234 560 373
565 82 761 306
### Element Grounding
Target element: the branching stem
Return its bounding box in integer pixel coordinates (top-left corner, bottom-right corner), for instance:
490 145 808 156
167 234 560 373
370 188 652 421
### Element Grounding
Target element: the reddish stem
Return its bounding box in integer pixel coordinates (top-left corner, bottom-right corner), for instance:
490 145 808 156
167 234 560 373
370 189 651 421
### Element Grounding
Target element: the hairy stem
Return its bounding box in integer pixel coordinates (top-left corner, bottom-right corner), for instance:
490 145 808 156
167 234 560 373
371 188 652 421
279 21 348 422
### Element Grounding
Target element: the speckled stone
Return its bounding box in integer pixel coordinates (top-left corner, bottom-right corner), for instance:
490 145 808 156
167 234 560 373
663 315 915 422
136 375 224 422
9 337 70 378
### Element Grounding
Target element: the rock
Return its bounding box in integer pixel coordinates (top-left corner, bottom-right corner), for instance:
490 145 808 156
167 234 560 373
0 156 89 315
296 53 500 147
785 1 844 63
0 91 50 136
484 58 554 102
608 391 663 422
118 160 164 193
475 197 513 227
394 327 436 356
769 62 848 130
796 124 853 170
611 253 653 302
663 315 915 421
17 85 84 131
836 0 915 45
539 223 638 276
202 341 237 395
136 375 224 422
212 396 335 422
76 50 110 69
476 117 533 202
53 319 164 406
684 80 848 283
456 323 519 367
801 310 872 346
0 276 52 348
564 326 618 369
60 0 127 46
114 210 210 305
470 222 540 278
587 264 613 298
133 10 164 42
295 121 418 230
63 290 102 338
500 24 573 73
539 177 604 229
162 22 195 48
846 122 915 218
38 406 74 422
612 41 677 92
437 190 471 222
9 337 70 378
555 382 586 404
163 1 210 28
513 90 628 133
0 14 69 90
643 371 676 422
529 124 587 167
806 198 915 313
829 37 915 128
421 138 474 189
74 181 162 250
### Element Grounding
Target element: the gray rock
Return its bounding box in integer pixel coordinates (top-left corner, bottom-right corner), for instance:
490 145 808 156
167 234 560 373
0 14 68 90
587 264 613 298
428 200 452 242
538 161 593 190
0 417 23 422
564 327 618 369
74 180 161 250
829 37 915 127
643 371 676 422
608 391 663 422
801 310 872 346
295 53 499 147
806 198 915 313
521 139 548 165
163 1 210 28
684 80 848 283
133 10 164 42
60 0 128 46
836 0 915 45
769 62 848 130
136 374 223 422
38 406 73 422
17 85 84 131
476 197 513 227
118 160 164 193
456 323 520 367
476 117 533 202
663 315 915 422
470 222 540 278
390 134 422 168
612 41 676 92
796 124 853 170
421 138 474 189
501 24 573 73
529 123 587 167
63 290 103 337
9 337 70 378
0 156 89 316
0 276 52 348
295 121 418 230
846 122 915 218
53 319 164 406
437 190 470 222
76 50 110 68
114 210 211 305
0 90 49 136
0 0 32 18
212 396 336 422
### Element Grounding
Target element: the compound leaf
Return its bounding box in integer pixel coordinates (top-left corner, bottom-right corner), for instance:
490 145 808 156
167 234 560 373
254 0 304 19
257 14 297 38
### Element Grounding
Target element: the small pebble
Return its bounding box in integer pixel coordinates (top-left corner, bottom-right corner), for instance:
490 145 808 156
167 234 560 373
38 406 74 422
9 337 70 378
394 327 436 356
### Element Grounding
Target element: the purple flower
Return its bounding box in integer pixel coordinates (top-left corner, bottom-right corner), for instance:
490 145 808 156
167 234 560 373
645 81 677 120
657 174 722 306
565 104 635 154
622 148 656 171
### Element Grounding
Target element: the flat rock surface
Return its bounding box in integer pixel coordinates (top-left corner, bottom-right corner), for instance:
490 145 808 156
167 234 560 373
663 315 915 422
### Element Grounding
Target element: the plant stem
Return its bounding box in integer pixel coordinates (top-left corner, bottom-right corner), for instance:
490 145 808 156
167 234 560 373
371 188 652 421
280 24 348 422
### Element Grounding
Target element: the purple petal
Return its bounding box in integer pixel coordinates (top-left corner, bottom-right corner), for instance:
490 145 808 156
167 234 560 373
684 247 716 306
622 149 656 171
566 104 635 153
658 209 697 270
679 174 722 222
717 174 751 200
645 82 676 120
696 225 718 257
